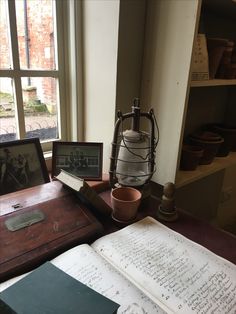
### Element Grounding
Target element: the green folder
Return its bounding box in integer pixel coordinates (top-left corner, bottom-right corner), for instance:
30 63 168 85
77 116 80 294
0 262 119 314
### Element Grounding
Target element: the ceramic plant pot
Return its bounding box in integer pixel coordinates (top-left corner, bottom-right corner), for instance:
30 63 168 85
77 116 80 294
216 41 235 78
207 38 228 79
191 130 223 142
210 124 236 156
111 187 141 223
189 131 224 165
180 144 204 171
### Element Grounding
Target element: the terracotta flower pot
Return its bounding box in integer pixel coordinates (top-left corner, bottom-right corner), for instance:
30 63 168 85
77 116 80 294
207 38 228 79
216 41 235 78
191 130 222 142
180 144 204 171
111 187 141 223
189 131 224 164
209 124 236 156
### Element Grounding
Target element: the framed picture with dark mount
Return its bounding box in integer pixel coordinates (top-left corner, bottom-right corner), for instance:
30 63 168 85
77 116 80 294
0 138 50 196
52 141 103 181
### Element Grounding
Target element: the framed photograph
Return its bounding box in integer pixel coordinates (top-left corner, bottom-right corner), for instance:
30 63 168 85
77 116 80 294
52 142 103 180
0 138 50 196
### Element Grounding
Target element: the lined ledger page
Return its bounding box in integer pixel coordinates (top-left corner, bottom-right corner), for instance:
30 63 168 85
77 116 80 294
0 244 166 314
92 216 236 314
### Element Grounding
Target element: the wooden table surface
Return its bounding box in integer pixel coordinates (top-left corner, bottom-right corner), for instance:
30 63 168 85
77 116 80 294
1 180 235 283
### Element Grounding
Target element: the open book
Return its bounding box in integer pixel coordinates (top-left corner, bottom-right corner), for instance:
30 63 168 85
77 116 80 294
1 217 235 314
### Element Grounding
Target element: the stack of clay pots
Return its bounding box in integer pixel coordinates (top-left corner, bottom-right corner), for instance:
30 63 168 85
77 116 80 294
207 37 229 79
180 130 224 171
180 144 204 170
208 124 236 156
207 37 236 79
180 124 236 171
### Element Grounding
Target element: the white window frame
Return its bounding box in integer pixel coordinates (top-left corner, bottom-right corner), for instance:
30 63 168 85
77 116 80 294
0 0 70 152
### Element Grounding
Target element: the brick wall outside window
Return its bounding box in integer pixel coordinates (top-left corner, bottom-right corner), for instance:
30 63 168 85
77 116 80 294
0 0 56 106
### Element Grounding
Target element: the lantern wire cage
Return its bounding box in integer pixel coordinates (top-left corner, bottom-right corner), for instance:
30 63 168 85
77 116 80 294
109 99 159 188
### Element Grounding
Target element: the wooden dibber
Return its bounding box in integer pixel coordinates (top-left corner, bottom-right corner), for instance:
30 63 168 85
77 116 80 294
156 182 178 222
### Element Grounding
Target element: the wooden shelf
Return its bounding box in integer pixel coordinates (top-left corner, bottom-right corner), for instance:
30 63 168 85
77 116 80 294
191 79 236 87
176 152 236 188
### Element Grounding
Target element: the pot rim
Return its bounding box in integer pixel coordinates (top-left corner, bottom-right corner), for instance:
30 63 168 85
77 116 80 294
191 131 223 142
189 136 224 145
111 187 142 203
212 124 236 132
182 144 204 153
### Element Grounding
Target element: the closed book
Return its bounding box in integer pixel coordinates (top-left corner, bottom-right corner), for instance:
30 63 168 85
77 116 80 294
55 169 112 216
0 262 119 314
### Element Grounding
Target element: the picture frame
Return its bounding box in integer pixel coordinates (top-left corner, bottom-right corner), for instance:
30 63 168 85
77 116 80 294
0 138 50 196
52 142 103 180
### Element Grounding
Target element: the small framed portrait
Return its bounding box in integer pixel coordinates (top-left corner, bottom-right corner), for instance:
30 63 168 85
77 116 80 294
0 138 50 196
52 142 103 180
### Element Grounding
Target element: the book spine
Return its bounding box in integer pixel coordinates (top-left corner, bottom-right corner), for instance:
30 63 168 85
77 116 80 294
79 182 112 216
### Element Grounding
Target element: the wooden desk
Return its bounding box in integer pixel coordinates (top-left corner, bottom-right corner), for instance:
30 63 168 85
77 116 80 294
1 181 235 283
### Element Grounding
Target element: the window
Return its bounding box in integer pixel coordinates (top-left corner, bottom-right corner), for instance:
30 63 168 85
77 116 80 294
0 0 67 151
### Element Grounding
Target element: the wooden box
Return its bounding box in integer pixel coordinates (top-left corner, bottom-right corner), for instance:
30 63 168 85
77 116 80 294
0 181 104 282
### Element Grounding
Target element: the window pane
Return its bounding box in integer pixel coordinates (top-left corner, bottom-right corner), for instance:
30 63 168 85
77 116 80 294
0 0 11 69
22 77 59 141
0 78 17 142
16 0 56 70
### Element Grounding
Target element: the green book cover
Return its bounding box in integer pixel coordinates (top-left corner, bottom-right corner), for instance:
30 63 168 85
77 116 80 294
0 262 119 314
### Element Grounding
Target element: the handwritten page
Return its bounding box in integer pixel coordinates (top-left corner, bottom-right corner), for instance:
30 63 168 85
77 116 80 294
0 274 27 292
0 244 166 314
92 216 236 314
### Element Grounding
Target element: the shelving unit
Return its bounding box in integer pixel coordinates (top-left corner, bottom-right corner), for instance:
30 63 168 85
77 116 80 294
141 0 236 188
177 77 236 188
176 0 236 188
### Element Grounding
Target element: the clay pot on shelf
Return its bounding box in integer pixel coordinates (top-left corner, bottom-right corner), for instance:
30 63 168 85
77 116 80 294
216 41 235 78
207 37 228 79
224 64 236 79
180 144 204 171
210 124 236 156
189 131 224 165
191 131 223 142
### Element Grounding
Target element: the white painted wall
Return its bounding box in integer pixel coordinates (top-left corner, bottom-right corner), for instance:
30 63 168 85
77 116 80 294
141 0 199 185
115 0 146 114
82 0 146 174
82 0 120 173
